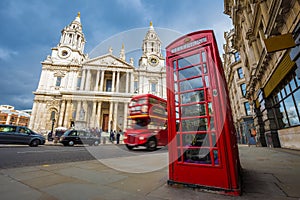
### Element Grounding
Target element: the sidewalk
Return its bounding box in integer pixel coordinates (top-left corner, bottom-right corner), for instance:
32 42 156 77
0 145 299 200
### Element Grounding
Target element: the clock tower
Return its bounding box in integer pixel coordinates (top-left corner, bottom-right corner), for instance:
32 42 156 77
49 12 86 65
135 22 166 99
138 21 165 71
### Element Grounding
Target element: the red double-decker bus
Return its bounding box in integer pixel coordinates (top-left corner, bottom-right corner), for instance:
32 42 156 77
123 94 168 151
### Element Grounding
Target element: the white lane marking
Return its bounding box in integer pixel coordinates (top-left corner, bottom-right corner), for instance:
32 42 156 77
17 149 87 154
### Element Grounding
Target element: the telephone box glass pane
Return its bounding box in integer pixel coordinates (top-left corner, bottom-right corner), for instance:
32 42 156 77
181 118 207 132
174 71 178 81
174 82 178 92
203 63 207 73
180 90 205 104
205 76 210 87
178 54 200 68
212 132 217 147
184 148 212 164
173 60 177 70
180 78 203 91
178 66 201 80
201 51 207 62
182 133 210 147
181 104 206 117
210 117 215 130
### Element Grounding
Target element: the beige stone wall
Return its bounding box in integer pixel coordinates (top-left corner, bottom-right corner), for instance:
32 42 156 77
278 127 300 150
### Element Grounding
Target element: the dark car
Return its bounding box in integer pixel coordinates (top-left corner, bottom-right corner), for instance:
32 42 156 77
0 124 46 147
59 129 100 146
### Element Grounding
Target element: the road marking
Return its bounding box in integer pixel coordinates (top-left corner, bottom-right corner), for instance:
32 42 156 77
17 149 87 154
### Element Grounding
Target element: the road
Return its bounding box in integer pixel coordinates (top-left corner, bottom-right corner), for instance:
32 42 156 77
0 144 168 169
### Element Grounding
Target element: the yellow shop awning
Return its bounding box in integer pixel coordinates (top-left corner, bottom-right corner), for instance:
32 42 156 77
264 53 295 97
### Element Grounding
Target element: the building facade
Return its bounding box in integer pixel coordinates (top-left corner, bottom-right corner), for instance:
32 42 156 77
224 0 300 149
223 29 254 144
29 13 166 134
0 105 31 126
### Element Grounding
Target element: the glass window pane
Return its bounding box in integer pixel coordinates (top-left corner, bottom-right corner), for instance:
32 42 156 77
174 71 177 81
181 104 206 117
294 89 300 120
173 60 176 70
174 82 178 92
285 84 291 95
210 117 215 130
182 133 210 147
279 102 289 127
296 77 300 87
178 54 200 68
181 118 207 132
281 88 286 98
284 95 300 126
205 76 209 87
213 150 219 165
203 64 207 74
201 51 206 62
178 66 201 80
244 102 251 116
290 78 297 91
179 78 203 91
180 90 205 104
184 147 211 164
208 103 213 115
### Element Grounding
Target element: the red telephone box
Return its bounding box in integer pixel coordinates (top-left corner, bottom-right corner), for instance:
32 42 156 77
166 30 241 196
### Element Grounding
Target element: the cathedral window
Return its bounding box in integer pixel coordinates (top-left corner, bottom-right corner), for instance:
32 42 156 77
56 77 62 87
151 82 157 93
106 80 112 92
134 81 139 93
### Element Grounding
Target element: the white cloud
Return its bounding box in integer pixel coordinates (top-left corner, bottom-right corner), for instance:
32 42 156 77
0 47 18 61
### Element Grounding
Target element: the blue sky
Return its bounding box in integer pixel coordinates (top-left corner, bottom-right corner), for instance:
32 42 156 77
0 0 232 110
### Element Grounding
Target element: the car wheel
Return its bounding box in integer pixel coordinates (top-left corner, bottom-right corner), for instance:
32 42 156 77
94 140 99 146
68 140 74 146
147 138 157 151
30 139 40 147
126 144 134 150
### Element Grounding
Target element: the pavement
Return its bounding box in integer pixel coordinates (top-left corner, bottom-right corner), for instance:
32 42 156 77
0 144 300 200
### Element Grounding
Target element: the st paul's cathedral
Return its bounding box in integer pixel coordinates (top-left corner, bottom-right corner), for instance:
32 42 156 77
29 13 166 133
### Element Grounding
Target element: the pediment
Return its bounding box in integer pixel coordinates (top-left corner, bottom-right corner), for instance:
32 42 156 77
83 54 134 69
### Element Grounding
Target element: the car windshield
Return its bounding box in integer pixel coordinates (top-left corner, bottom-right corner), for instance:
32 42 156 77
63 130 73 136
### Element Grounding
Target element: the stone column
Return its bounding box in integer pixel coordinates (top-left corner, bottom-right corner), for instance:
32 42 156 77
29 101 38 129
260 2 268 25
91 100 97 128
112 71 116 92
83 101 88 122
125 72 129 93
58 100 66 127
113 102 118 131
85 69 91 91
116 71 120 93
96 101 102 129
100 70 105 92
94 70 100 91
130 72 134 93
63 100 70 128
108 102 113 133
80 69 86 90
76 101 81 121
123 102 128 131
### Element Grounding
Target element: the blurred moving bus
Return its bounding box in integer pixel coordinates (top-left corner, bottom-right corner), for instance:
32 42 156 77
123 94 168 151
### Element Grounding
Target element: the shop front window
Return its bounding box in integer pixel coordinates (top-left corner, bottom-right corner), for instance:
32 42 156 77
273 74 300 128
